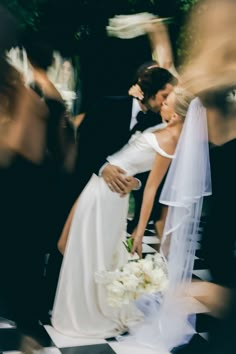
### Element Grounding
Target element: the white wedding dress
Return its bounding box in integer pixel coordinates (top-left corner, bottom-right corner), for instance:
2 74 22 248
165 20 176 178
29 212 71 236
52 129 174 338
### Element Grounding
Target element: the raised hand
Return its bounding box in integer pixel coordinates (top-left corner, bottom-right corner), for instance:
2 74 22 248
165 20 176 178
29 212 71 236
128 84 144 101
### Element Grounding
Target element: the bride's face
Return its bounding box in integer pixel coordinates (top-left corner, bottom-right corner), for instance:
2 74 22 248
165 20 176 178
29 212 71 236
160 92 176 122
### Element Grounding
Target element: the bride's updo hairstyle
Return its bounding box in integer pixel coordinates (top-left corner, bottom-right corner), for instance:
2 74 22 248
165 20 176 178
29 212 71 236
172 86 194 119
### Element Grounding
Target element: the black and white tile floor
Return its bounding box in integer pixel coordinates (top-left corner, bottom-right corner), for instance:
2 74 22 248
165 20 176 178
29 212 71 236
0 222 211 354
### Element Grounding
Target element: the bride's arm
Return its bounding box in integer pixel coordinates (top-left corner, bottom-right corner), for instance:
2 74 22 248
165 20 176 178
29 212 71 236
57 197 79 255
131 141 174 257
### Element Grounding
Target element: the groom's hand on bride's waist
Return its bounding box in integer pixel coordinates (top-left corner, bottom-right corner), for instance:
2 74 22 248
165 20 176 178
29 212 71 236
101 164 141 197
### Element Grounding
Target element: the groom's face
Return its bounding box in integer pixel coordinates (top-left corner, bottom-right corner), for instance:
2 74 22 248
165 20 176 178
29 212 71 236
145 83 174 113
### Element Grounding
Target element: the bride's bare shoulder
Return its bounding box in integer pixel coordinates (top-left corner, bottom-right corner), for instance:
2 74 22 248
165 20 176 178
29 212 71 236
154 129 177 155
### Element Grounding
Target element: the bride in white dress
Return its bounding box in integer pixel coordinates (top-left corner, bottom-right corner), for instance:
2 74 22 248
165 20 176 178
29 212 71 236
52 88 191 338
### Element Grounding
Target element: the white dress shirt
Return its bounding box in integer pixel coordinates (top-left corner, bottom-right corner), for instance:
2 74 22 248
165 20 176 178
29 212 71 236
129 98 143 130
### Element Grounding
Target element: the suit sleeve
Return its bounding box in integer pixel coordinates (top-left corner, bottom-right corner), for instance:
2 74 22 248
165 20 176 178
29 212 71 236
74 98 111 192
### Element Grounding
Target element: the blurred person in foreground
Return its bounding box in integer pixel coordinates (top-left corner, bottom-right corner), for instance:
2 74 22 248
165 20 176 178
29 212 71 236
0 5 54 339
21 33 78 316
173 0 236 353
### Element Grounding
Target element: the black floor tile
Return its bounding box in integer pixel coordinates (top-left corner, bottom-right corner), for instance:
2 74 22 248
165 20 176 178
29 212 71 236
195 313 211 333
196 313 221 333
0 328 22 351
60 344 116 354
146 223 155 231
143 229 156 236
192 274 202 281
20 324 55 348
195 249 204 259
171 334 209 354
194 258 208 270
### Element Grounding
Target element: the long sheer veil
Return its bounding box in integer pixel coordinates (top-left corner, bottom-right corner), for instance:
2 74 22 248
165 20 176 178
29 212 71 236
122 97 212 351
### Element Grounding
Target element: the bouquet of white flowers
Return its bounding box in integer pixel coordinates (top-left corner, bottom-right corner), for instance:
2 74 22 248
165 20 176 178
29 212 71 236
95 253 168 308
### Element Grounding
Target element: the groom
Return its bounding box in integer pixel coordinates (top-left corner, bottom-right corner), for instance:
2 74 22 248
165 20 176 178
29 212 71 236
74 65 177 199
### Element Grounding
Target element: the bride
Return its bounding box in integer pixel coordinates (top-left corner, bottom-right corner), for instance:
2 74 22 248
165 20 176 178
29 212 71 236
52 87 191 338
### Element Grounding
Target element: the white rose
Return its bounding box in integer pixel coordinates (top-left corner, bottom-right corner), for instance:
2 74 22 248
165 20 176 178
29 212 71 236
123 262 142 277
122 274 140 292
150 269 164 283
145 254 154 262
144 283 157 293
140 260 153 275
107 280 125 298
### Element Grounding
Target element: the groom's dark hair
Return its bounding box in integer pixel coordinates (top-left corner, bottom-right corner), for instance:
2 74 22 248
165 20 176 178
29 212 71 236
138 66 177 102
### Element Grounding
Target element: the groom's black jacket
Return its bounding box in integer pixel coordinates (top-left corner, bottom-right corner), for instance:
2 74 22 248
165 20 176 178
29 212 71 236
73 96 161 198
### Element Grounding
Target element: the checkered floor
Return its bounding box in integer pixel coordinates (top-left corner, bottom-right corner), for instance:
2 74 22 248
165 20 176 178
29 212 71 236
0 222 211 354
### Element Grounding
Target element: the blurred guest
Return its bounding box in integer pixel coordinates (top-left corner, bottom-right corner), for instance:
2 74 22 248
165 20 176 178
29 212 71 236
0 7 66 331
175 0 236 353
0 56 50 330
22 34 77 315
23 34 76 172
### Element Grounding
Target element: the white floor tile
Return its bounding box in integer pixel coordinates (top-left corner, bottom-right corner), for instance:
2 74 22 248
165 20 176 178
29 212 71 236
44 325 106 348
199 332 208 340
193 269 212 281
0 317 16 328
142 236 160 244
34 348 61 354
142 244 157 253
109 341 170 354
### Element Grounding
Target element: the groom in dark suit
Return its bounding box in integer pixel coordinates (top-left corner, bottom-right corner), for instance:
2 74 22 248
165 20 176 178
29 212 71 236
74 66 177 199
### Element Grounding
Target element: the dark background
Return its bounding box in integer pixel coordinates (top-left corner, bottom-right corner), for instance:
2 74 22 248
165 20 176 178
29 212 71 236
0 0 199 109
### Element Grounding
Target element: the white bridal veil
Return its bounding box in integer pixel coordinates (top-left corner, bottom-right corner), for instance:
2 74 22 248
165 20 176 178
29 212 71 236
123 97 212 351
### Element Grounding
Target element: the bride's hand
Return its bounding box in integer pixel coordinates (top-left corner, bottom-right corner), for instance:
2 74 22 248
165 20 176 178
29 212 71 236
131 233 143 258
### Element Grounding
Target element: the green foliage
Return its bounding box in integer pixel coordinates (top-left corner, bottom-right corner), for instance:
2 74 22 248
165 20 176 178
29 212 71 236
176 0 200 65
0 0 46 30
179 0 199 12
126 0 159 12
128 193 135 218
0 0 199 60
